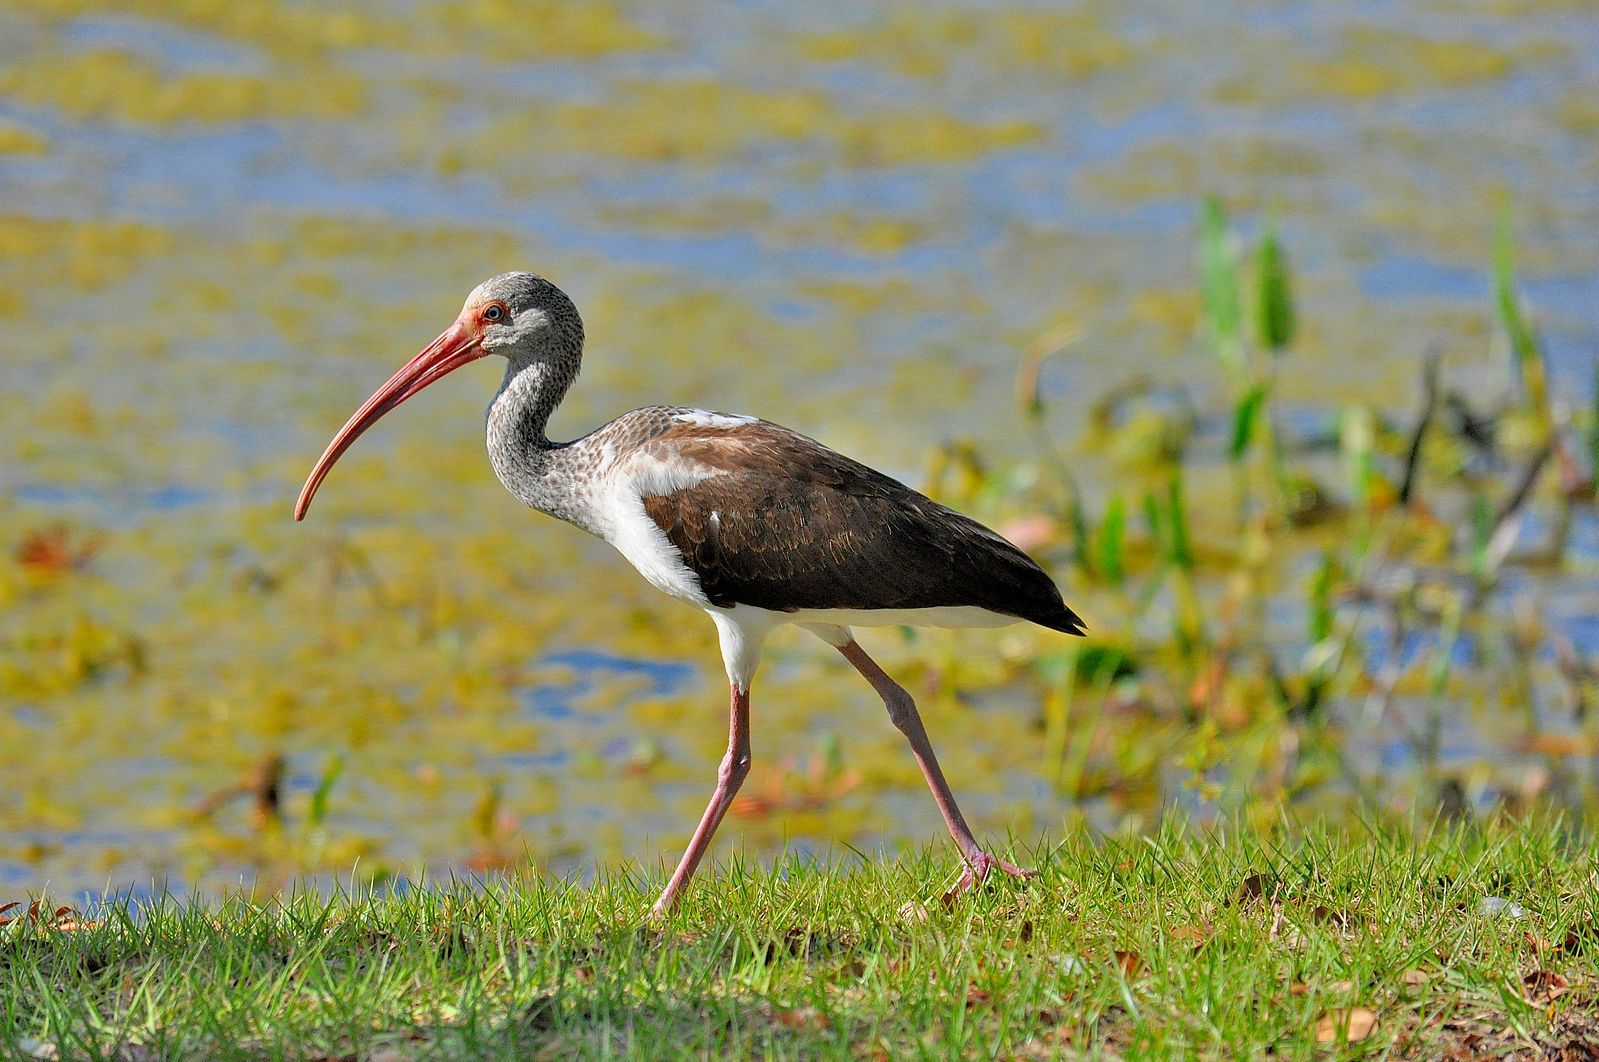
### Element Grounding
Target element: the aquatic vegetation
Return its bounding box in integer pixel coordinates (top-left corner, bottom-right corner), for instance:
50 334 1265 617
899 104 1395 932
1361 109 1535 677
0 0 1594 899
0 122 47 156
797 8 1136 82
0 49 367 125
459 80 1041 167
965 199 1599 834
4 0 661 62
1212 27 1552 104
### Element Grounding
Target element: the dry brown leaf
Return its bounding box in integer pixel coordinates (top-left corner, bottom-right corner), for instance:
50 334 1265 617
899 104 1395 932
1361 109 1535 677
1115 950 1144 978
1520 733 1596 756
774 1006 830 1032
1310 905 1354 930
965 986 992 1008
1560 920 1596 956
1291 978 1355 998
1315 1007 1378 1043
15 524 103 574
1522 969 1570 1006
1171 923 1209 948
1237 873 1269 904
1399 968 1430 986
52 920 102 932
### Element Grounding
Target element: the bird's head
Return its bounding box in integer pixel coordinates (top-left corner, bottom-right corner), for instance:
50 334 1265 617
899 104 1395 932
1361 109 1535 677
293 272 583 521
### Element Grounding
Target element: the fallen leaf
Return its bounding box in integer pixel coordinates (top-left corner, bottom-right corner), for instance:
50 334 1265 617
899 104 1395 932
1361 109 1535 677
52 919 102 932
15 524 103 574
1315 1007 1378 1043
1309 905 1354 930
1171 923 1209 948
1522 969 1570 1006
774 1006 830 1031
1520 734 1596 756
1237 873 1270 904
1114 950 1144 978
1399 969 1430 987
1561 920 1596 956
965 986 992 1008
898 901 929 923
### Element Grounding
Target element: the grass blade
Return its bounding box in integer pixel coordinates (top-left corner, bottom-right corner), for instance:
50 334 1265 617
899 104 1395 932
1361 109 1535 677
1255 211 1295 352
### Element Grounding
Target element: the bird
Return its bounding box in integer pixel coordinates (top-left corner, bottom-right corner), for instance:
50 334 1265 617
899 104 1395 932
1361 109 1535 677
295 272 1085 917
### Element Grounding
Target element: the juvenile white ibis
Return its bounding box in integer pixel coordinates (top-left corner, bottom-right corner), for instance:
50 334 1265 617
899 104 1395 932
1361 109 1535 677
296 273 1085 916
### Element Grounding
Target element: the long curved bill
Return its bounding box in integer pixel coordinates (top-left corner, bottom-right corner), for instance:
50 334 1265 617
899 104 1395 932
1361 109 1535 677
294 318 485 521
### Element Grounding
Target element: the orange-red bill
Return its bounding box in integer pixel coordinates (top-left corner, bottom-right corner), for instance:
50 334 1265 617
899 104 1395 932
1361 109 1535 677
294 318 485 520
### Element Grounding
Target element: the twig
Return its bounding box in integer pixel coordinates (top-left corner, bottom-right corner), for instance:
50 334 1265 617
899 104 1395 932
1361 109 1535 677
1398 350 1441 508
1483 442 1553 573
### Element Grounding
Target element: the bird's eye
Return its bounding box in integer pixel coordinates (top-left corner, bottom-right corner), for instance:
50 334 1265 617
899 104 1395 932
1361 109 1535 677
483 303 506 323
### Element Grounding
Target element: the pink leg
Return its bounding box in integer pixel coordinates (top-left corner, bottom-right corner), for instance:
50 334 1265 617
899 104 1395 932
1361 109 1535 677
837 641 1034 900
650 683 751 918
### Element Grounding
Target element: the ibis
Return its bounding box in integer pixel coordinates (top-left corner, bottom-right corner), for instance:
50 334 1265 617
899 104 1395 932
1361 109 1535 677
295 273 1085 916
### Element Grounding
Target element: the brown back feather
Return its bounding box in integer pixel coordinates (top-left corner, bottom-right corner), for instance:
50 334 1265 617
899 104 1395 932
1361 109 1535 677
638 421 1085 635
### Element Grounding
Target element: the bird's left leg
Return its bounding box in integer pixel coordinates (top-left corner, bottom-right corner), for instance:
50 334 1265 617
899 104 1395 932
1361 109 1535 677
650 681 751 918
827 633 1035 899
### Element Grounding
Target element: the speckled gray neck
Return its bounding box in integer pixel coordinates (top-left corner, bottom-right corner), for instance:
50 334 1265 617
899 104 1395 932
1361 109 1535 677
486 354 602 534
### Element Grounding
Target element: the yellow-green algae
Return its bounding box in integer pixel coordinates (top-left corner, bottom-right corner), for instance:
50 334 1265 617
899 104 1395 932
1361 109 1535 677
0 49 368 125
0 0 1594 898
0 121 48 156
460 80 1042 166
4 0 663 61
797 8 1137 82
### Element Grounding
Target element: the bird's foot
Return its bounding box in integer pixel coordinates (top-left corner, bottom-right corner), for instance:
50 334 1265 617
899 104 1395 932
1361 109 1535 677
646 891 678 926
941 850 1036 905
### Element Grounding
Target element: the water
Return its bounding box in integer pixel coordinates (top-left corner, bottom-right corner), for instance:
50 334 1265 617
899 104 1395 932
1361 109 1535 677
0 0 1596 895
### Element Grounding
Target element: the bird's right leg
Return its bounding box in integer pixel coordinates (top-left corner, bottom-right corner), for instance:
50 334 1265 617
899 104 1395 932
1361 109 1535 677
834 638 1034 900
650 682 751 919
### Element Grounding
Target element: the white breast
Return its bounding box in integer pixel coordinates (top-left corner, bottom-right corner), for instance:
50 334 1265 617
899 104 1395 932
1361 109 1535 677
591 448 720 608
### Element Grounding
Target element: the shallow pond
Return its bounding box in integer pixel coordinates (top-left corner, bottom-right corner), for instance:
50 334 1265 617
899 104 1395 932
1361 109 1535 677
0 0 1596 897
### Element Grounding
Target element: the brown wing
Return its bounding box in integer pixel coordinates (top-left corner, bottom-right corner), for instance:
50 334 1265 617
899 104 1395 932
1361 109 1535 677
639 420 1085 635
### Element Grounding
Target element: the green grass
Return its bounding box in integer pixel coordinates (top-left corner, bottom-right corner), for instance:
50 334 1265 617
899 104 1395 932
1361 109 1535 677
4 819 1597 1059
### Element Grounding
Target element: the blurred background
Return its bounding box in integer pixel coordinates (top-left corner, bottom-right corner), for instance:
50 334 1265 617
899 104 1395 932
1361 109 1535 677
1 0 1596 898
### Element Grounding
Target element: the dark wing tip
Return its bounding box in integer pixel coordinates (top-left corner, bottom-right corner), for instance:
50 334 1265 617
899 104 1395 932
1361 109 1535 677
1035 603 1088 637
